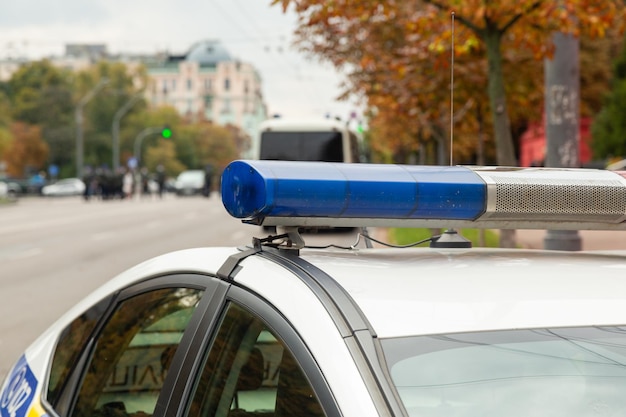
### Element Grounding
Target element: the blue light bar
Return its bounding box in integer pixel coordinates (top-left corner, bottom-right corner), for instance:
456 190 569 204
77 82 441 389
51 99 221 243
221 160 626 230
221 160 486 224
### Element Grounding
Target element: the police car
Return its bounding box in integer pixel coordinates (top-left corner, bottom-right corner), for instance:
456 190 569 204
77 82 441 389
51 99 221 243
3 159 626 417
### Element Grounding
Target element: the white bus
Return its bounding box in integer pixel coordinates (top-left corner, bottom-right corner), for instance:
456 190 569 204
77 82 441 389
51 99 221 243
254 118 364 163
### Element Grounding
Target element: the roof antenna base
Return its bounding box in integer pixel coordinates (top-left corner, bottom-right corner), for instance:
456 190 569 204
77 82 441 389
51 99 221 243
253 226 304 252
430 229 472 249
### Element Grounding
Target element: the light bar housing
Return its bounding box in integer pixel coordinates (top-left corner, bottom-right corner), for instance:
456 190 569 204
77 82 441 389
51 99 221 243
221 160 626 230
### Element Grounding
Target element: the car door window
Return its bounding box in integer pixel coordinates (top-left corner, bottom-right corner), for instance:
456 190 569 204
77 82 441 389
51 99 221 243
70 288 203 417
47 296 112 408
187 302 325 417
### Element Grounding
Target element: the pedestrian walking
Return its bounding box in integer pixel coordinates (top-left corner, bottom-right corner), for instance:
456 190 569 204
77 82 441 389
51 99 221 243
122 168 134 200
156 164 166 199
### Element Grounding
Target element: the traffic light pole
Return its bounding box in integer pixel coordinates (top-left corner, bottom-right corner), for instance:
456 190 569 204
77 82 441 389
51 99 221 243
133 126 166 166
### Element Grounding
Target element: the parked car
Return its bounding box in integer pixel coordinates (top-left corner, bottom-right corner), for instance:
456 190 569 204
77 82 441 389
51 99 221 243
0 180 19 201
41 178 86 197
5 160 626 417
174 170 205 196
0 177 31 195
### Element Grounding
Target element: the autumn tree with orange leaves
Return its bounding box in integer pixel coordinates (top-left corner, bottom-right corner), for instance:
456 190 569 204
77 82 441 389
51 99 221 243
3 122 49 177
272 0 625 165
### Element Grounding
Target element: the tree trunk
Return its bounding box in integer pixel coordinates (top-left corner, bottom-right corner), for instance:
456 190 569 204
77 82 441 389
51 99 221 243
483 30 518 248
483 31 517 166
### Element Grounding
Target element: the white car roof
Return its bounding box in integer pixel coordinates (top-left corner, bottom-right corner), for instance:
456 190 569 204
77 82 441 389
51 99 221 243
298 247 626 338
29 247 238 350
45 243 626 346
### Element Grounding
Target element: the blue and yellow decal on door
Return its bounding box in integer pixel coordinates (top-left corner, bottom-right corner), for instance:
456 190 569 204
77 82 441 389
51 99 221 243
1 356 42 417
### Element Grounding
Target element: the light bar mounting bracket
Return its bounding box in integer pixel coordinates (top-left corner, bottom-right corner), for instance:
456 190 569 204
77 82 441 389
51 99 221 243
252 226 305 251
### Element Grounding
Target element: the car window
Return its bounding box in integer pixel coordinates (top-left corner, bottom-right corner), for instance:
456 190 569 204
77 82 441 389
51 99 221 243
187 302 325 417
70 288 203 417
381 327 626 417
47 296 112 408
260 131 343 162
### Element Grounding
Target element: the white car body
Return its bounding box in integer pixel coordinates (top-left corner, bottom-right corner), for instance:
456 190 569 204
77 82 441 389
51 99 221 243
4 160 626 417
174 170 205 195
41 178 85 197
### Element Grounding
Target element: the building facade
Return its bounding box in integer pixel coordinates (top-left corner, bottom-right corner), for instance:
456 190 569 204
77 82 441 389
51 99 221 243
144 40 267 148
0 40 268 155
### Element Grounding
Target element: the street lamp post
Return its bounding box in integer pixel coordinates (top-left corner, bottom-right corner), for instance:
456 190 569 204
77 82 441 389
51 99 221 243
75 78 109 179
112 94 142 172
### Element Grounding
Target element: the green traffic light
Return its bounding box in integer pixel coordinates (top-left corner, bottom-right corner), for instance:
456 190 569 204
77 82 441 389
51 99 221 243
162 127 172 138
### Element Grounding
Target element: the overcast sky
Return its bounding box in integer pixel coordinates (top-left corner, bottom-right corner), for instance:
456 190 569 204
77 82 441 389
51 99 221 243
0 0 361 120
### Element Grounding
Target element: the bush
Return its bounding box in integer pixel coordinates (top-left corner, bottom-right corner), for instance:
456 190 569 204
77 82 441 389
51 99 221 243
389 228 500 247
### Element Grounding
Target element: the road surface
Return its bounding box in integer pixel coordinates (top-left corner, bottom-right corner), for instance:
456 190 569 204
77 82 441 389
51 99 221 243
0 194 252 379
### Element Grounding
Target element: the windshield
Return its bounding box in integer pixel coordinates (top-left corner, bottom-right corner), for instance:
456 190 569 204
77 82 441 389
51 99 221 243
381 326 626 417
259 131 343 162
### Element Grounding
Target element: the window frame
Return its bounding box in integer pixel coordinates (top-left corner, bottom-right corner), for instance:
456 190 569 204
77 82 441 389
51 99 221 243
168 284 341 417
42 274 225 417
43 293 115 414
41 271 343 417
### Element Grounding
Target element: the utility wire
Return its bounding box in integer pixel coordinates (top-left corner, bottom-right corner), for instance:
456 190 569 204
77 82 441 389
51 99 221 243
225 0 337 114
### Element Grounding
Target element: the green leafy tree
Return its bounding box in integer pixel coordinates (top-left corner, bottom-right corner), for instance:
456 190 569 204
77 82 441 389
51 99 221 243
591 32 626 159
224 124 252 157
143 139 186 176
8 60 73 125
123 106 183 169
0 92 12 166
580 34 623 118
171 121 239 174
7 60 74 172
77 61 148 170
191 121 239 173
175 129 199 171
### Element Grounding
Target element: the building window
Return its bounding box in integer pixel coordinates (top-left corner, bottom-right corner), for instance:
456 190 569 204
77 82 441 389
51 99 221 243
205 79 212 92
224 78 230 91
171 79 177 91
187 79 193 91
222 98 231 114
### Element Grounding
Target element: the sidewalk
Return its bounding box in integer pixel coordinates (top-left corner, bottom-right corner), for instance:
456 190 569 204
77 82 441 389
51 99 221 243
516 229 626 251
